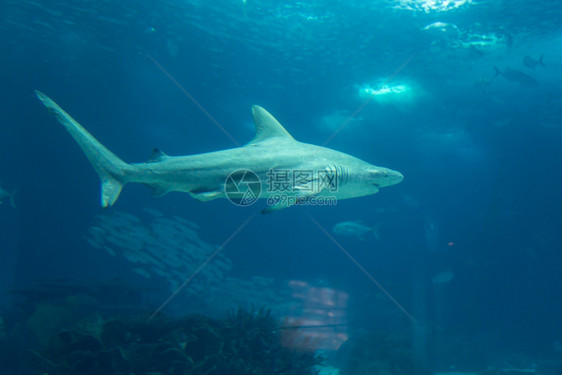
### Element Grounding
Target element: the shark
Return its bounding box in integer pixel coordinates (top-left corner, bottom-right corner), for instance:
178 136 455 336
35 90 403 213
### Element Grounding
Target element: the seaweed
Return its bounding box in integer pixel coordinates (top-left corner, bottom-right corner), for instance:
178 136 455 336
28 307 322 375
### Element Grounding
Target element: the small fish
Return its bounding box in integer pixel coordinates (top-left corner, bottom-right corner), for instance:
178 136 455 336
432 270 455 285
0 185 16 207
523 54 545 69
422 22 459 33
332 220 380 241
494 66 539 87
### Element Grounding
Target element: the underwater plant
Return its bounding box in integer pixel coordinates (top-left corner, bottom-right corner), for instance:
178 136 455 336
28 306 322 375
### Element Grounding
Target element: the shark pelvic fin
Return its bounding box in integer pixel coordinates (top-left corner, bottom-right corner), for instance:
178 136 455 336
247 105 295 145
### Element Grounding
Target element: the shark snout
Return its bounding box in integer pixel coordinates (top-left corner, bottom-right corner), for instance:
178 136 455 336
370 168 404 187
390 170 404 184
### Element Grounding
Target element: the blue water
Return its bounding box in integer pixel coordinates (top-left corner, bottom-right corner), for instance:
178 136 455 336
1 0 562 373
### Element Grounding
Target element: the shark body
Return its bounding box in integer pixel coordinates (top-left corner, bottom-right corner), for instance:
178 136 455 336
36 91 403 213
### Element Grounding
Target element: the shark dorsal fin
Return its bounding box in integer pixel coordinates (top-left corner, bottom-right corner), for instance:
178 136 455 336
248 105 295 144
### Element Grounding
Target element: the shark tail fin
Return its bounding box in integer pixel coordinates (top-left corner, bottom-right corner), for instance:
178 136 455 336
493 66 501 78
35 90 132 207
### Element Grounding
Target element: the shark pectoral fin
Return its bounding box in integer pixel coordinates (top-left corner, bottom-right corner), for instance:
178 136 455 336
101 176 123 207
261 194 296 214
189 190 223 202
261 201 290 214
261 187 324 214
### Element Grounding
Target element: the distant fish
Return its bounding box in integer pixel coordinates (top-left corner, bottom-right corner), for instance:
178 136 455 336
86 211 231 294
0 185 16 207
422 21 459 33
494 66 539 87
432 270 455 285
523 54 545 69
333 220 380 241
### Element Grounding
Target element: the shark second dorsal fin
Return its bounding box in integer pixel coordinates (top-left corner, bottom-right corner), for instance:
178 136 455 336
147 148 169 163
248 105 295 145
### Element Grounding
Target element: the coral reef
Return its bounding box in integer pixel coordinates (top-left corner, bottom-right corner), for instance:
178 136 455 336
25 295 104 347
28 307 322 375
200 276 292 316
